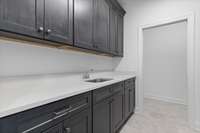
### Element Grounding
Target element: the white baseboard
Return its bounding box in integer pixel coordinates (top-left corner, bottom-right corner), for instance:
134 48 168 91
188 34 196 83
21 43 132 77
195 122 200 131
135 106 141 114
144 93 186 105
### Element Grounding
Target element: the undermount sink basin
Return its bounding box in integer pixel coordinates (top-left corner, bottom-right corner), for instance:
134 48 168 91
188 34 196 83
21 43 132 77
85 78 113 83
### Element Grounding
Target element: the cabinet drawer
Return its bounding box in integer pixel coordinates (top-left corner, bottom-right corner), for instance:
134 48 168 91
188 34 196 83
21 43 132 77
111 82 124 94
125 78 135 89
93 86 112 104
65 92 91 116
42 123 63 133
0 92 91 133
63 108 91 133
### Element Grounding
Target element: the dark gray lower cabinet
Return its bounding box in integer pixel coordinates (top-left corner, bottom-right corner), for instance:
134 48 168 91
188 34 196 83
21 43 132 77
112 88 124 132
124 79 136 120
0 92 91 133
130 89 135 114
63 109 91 133
43 123 63 133
93 79 135 133
42 108 91 133
124 88 130 119
93 98 112 133
0 78 135 133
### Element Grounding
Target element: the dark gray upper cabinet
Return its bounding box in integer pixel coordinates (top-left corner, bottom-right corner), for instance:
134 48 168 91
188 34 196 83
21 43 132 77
74 0 125 56
44 0 73 45
93 0 110 53
74 0 94 49
0 0 43 38
117 14 124 57
109 1 125 56
0 0 125 56
109 7 118 55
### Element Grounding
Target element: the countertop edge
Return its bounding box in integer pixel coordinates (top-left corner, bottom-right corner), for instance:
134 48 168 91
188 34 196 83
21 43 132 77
0 75 136 118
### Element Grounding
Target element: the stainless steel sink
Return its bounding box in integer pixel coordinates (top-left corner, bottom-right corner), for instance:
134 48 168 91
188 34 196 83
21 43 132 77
85 78 113 83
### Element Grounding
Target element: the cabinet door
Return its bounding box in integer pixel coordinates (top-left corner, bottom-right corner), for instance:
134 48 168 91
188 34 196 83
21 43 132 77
43 123 63 133
93 0 110 53
131 79 136 113
64 109 91 133
44 0 73 45
109 7 118 55
112 90 124 132
74 0 94 50
124 88 130 119
117 14 124 57
93 99 112 133
0 0 43 38
124 87 135 120
129 89 135 114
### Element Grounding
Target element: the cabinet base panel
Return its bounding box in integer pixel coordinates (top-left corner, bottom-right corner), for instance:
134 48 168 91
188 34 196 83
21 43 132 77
115 110 135 133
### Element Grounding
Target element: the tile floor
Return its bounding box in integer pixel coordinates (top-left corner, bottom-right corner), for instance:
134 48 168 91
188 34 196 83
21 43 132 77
120 98 200 133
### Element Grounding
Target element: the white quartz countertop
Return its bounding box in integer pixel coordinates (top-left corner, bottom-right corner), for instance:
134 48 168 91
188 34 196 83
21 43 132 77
0 71 136 118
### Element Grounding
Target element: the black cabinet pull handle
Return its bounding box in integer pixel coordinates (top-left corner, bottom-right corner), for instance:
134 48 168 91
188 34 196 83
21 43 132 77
23 104 88 133
38 27 44 32
54 102 88 118
22 118 54 133
69 103 88 113
53 106 72 116
65 128 71 133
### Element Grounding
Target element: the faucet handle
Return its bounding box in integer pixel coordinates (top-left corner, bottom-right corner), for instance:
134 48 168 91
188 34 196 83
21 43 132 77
82 69 94 79
83 72 90 79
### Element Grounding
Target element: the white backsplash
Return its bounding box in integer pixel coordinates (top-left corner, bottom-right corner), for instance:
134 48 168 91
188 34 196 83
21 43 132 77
0 38 114 77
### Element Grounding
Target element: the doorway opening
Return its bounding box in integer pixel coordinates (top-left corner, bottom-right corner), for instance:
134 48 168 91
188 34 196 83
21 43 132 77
137 13 197 128
143 20 187 105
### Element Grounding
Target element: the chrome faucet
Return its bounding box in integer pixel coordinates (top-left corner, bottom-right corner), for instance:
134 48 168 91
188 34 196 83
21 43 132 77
82 69 94 79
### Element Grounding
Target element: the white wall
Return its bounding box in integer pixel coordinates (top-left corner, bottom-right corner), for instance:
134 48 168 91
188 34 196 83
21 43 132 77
143 21 187 105
116 0 200 129
0 39 113 77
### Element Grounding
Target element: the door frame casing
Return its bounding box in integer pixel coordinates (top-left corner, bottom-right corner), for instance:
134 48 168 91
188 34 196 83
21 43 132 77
137 12 198 129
